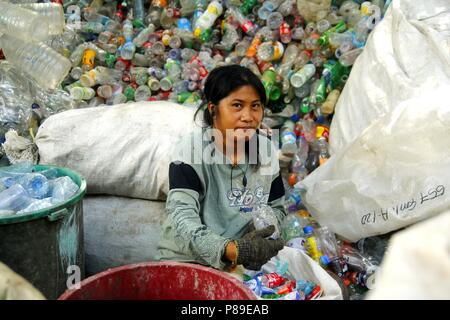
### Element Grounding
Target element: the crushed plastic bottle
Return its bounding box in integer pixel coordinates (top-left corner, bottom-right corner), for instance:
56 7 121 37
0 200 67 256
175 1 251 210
0 2 50 42
1 34 71 91
0 164 79 216
303 225 322 263
315 226 348 277
252 204 281 240
0 183 33 212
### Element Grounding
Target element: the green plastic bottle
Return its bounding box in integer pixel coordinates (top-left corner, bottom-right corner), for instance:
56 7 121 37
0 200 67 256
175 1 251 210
319 20 347 46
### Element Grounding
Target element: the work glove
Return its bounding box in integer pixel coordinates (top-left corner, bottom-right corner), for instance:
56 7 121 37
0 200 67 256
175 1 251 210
236 225 285 271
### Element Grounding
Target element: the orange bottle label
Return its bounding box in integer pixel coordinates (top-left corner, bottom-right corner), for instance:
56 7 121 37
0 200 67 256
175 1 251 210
82 49 96 69
246 36 261 57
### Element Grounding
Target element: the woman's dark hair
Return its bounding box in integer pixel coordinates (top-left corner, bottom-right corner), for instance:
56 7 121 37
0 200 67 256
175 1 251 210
194 64 267 126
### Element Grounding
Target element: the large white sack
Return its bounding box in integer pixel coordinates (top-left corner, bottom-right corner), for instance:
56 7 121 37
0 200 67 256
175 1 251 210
83 195 166 276
0 262 46 300
299 88 450 242
366 211 450 300
35 101 196 200
330 0 450 154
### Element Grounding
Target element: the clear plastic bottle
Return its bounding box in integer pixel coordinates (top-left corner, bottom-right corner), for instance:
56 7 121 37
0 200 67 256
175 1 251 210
148 77 161 91
160 76 174 91
0 2 49 42
97 85 113 99
277 0 295 17
0 184 33 212
18 173 50 199
80 66 123 87
290 64 316 88
338 0 359 17
108 93 127 105
17 2 65 36
328 31 353 49
317 137 330 165
120 19 136 60
228 6 257 35
83 8 121 32
266 11 283 30
252 204 280 240
133 24 156 47
70 87 96 101
133 0 146 26
303 226 322 263
318 20 347 46
292 133 309 173
305 142 320 174
50 176 79 204
281 212 305 241
17 198 53 214
266 0 284 10
257 2 273 20
277 43 298 75
321 89 340 115
193 1 223 38
338 47 364 67
280 119 297 156
0 34 71 91
79 21 104 34
279 22 292 44
70 67 83 80
180 0 196 16
315 226 347 277
340 244 378 289
316 19 331 33
235 36 252 57
134 85 151 101
297 0 332 22
257 41 284 62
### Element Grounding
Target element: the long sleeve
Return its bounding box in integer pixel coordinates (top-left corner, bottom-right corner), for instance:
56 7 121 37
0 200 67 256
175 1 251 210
163 162 231 270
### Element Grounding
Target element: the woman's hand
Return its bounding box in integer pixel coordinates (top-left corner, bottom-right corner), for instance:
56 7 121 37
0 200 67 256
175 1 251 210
235 225 285 270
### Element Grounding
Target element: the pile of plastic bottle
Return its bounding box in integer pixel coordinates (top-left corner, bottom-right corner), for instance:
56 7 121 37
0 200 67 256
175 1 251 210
243 260 322 300
0 162 80 216
278 202 392 299
0 0 393 299
249 202 388 300
0 0 390 139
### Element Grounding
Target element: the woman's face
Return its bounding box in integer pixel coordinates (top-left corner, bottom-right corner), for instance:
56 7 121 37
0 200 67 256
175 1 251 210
209 85 264 146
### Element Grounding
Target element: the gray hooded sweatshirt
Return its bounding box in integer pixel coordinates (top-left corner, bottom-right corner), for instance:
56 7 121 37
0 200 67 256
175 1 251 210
156 126 287 270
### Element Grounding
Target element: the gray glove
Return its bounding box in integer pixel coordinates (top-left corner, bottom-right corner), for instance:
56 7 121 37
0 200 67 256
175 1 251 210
236 225 285 271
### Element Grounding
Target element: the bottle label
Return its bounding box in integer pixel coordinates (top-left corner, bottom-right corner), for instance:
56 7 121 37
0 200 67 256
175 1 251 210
82 49 96 69
282 131 297 145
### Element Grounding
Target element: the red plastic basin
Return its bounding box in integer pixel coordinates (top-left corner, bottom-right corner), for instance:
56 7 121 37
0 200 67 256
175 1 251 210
58 261 256 300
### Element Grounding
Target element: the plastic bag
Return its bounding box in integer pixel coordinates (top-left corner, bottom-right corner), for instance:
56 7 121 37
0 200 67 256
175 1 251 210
299 88 450 242
261 247 343 300
329 0 450 154
0 261 46 300
366 211 450 300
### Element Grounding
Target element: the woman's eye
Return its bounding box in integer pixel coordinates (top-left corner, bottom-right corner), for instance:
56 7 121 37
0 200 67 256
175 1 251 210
252 104 261 109
232 103 242 108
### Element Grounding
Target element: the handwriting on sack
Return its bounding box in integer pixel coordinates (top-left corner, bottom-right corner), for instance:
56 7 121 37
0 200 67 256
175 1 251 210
360 185 446 225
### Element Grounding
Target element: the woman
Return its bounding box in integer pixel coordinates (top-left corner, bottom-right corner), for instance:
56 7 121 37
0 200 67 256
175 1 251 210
157 65 286 271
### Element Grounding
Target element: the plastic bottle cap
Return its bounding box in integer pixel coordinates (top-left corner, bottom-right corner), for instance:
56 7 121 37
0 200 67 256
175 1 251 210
317 115 325 124
303 226 314 234
291 114 300 122
320 255 330 266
